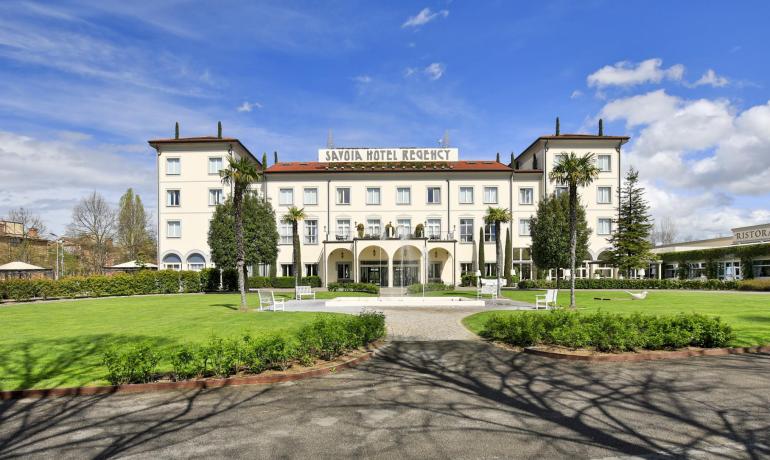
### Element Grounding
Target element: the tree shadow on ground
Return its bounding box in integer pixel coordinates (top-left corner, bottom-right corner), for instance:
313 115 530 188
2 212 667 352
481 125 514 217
1 340 769 458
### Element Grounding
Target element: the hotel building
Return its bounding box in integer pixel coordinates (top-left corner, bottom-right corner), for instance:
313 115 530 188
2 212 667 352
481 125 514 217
150 131 629 286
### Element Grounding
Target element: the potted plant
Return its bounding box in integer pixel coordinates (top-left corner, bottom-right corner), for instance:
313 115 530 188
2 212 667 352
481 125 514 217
414 223 424 238
356 223 365 238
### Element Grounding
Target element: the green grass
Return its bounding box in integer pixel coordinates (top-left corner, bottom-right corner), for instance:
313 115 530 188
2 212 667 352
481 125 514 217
0 293 343 390
460 289 770 347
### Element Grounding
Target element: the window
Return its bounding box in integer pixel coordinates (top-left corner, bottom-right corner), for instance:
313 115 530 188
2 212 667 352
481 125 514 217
366 218 381 236
366 187 381 205
396 187 411 205
208 157 223 175
397 218 411 237
279 222 293 244
208 189 224 206
303 188 318 205
281 264 294 277
427 218 441 239
304 219 318 244
484 222 497 242
167 220 181 238
597 186 612 204
336 219 351 240
305 263 319 277
483 186 498 204
460 263 474 275
555 186 568 197
519 187 534 205
555 153 568 165
166 190 180 207
428 263 442 281
518 219 531 236
427 187 441 204
187 254 205 271
459 218 474 242
484 263 497 277
459 186 474 204
597 155 612 172
598 218 612 235
162 254 182 271
279 188 294 206
256 263 270 277
336 187 350 205
166 158 180 175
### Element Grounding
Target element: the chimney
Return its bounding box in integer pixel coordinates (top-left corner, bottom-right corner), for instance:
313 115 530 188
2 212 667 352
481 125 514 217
174 121 179 139
27 227 39 238
555 117 560 136
217 121 222 139
496 152 500 163
274 151 279 164
598 118 604 136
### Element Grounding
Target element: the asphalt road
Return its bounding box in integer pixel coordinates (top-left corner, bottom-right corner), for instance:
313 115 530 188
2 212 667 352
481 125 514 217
1 305 769 459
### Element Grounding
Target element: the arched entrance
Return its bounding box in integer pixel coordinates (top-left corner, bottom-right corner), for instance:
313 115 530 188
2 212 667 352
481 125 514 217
427 247 452 284
393 245 422 287
327 248 353 283
358 245 388 287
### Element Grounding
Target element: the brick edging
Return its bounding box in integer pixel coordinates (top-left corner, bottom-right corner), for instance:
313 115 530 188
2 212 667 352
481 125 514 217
524 345 770 362
0 342 388 400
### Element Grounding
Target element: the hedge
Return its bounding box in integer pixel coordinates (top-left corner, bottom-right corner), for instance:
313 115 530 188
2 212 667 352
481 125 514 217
247 276 322 289
517 278 744 291
480 310 735 352
736 278 770 292
0 270 203 302
101 311 386 384
406 283 454 294
327 282 380 294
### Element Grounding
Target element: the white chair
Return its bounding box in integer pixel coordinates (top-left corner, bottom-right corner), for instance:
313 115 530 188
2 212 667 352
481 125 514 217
295 285 315 301
477 283 497 299
535 289 558 309
257 289 285 311
625 291 648 301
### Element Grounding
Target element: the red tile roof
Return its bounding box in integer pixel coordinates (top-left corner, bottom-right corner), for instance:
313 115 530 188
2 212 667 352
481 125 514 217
264 160 513 174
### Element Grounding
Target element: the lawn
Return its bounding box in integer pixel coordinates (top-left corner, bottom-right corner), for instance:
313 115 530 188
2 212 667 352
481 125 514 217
0 293 343 390
460 289 770 347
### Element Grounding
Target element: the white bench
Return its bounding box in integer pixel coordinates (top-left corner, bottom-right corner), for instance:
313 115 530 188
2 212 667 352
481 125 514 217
535 289 558 309
295 285 315 301
257 290 285 311
477 283 497 299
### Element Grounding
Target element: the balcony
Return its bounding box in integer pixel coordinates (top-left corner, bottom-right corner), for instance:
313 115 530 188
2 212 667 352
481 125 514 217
323 230 456 242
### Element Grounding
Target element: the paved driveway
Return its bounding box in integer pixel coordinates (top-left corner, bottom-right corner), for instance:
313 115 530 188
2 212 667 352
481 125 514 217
1 303 769 459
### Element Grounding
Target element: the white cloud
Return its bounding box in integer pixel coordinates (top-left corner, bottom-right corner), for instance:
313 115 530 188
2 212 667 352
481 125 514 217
237 101 263 112
402 8 449 28
691 69 729 87
424 63 445 80
353 75 372 84
570 90 583 99
587 58 685 88
600 89 680 127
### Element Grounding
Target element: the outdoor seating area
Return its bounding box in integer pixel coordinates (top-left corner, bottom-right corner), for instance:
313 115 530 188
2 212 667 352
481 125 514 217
535 289 558 309
295 285 316 300
257 289 286 312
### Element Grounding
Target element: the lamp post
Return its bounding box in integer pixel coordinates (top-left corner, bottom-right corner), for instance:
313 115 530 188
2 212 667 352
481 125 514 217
49 232 62 280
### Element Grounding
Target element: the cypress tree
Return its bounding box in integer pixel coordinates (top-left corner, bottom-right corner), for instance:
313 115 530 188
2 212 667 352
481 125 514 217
217 121 222 139
175 122 179 139
555 117 560 136
598 118 604 136
607 167 654 277
478 227 485 276
274 151 278 164
504 228 512 282
262 152 268 168
496 152 500 163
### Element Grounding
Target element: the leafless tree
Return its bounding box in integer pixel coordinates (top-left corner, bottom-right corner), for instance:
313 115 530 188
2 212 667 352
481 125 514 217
650 215 679 246
68 192 116 274
6 207 47 236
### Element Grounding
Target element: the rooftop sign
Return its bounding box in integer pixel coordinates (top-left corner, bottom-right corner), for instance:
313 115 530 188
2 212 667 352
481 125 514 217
318 148 459 163
733 223 770 244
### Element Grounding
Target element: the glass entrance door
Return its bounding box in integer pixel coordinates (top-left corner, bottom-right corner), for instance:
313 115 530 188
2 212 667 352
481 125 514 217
393 263 420 287
359 263 388 286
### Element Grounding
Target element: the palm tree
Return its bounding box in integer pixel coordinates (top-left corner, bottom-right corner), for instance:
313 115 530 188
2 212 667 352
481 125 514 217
484 207 512 298
282 206 306 287
220 154 261 311
549 152 600 308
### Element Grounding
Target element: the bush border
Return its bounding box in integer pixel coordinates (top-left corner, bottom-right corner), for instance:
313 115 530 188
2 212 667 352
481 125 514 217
523 344 770 362
0 341 386 400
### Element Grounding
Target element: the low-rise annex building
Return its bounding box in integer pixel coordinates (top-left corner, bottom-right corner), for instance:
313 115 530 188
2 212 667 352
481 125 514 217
150 128 629 287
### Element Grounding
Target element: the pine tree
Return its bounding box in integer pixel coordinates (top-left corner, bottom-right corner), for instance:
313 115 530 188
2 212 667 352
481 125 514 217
478 227 485 276
504 228 512 282
607 167 654 277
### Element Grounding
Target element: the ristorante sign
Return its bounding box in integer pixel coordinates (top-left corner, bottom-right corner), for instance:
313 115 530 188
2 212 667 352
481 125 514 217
733 224 770 244
318 148 459 163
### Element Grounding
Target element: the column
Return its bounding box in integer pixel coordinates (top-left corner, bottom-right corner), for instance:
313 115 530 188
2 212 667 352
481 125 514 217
387 256 393 288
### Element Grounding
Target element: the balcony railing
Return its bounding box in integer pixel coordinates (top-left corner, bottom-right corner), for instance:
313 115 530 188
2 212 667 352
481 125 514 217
325 231 456 241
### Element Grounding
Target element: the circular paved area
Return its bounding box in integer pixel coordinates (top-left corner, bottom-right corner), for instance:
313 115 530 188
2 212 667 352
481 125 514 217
1 300 769 459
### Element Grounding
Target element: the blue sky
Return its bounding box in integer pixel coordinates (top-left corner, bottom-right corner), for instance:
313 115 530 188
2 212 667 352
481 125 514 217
1 0 769 238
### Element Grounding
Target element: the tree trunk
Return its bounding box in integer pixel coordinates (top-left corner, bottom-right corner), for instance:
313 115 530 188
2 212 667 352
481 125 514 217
293 221 301 287
495 221 502 298
234 185 248 311
569 184 577 308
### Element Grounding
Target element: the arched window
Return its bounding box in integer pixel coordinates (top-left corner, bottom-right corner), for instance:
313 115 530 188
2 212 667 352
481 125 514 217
186 253 206 271
162 254 182 271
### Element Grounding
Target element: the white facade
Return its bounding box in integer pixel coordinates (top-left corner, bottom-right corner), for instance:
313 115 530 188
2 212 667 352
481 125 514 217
152 134 629 285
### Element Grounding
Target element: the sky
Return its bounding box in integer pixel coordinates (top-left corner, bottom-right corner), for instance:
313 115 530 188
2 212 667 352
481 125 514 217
1 0 769 239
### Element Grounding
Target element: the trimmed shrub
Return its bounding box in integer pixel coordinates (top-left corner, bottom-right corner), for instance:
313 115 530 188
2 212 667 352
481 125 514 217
460 273 478 287
480 310 735 352
517 278 742 291
406 283 454 294
200 268 221 292
737 279 770 291
246 276 322 289
327 282 379 294
102 343 161 385
221 269 238 292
